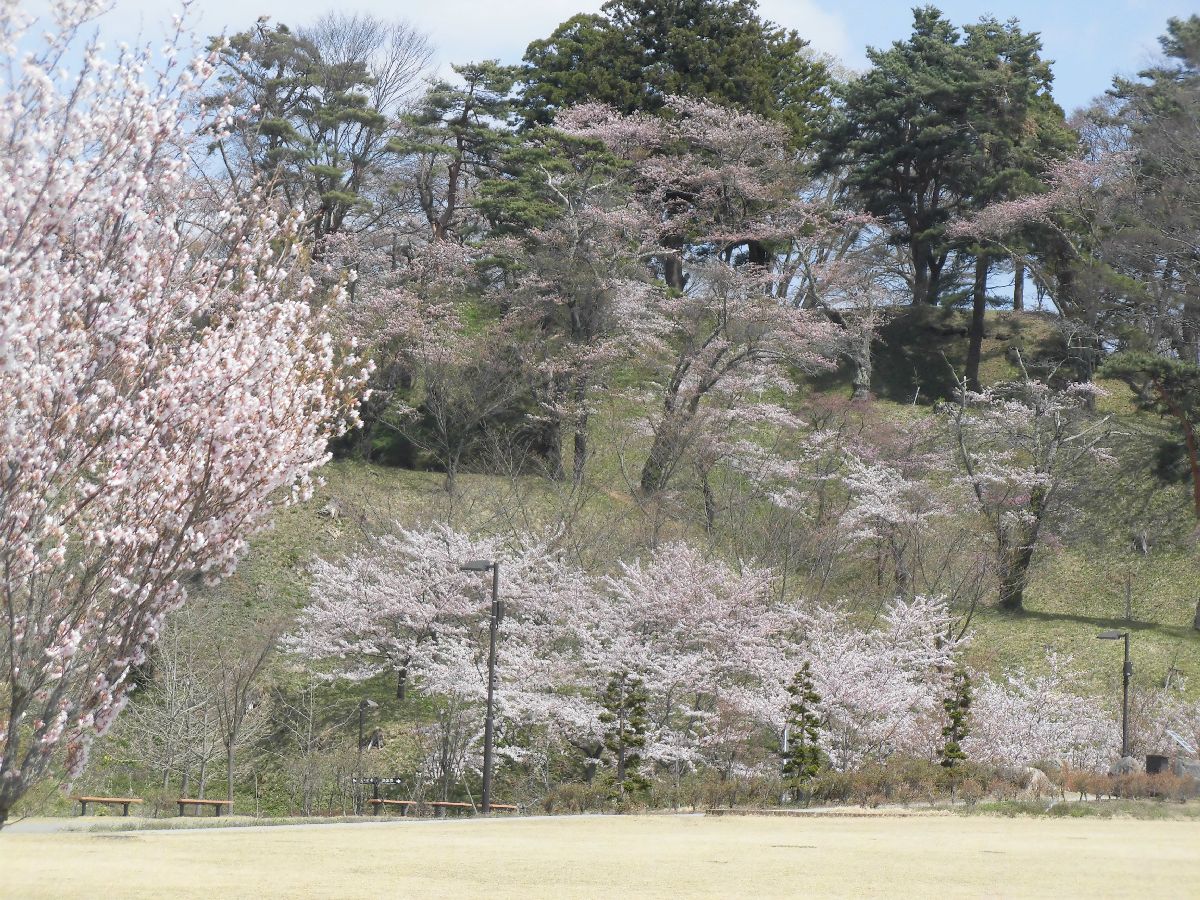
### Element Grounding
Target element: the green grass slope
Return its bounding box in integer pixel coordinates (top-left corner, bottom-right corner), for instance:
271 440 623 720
218 307 1200 701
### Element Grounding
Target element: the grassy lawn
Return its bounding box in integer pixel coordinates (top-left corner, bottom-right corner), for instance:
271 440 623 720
2 814 1198 899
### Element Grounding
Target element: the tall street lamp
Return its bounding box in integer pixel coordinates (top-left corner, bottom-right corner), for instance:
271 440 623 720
1097 630 1132 759
461 559 502 814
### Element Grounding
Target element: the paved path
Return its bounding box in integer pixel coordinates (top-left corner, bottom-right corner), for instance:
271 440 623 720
3 811 705 836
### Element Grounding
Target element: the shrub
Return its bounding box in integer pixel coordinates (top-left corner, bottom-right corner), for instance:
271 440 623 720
959 778 984 806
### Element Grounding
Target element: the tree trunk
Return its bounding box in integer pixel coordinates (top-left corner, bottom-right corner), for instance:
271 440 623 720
997 559 1031 611
850 326 873 401
1192 599 1200 632
745 239 769 268
1012 256 1025 312
1158 387 1200 518
540 416 564 481
639 426 678 495
965 255 989 393
662 251 686 293
572 414 589 486
226 742 236 804
912 242 932 305
700 467 717 532
997 520 1040 612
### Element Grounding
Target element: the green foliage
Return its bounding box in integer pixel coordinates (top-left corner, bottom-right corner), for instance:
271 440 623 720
823 7 1072 306
207 20 396 241
396 60 518 241
781 663 822 797
519 0 833 145
821 7 977 305
478 127 625 234
1102 352 1200 512
599 673 651 803
940 667 971 768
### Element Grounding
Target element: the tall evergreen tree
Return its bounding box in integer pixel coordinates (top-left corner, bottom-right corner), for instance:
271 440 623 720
821 6 979 306
1096 17 1200 512
782 663 822 801
394 61 518 243
959 17 1075 390
206 16 431 244
940 667 972 768
519 0 833 146
599 673 651 804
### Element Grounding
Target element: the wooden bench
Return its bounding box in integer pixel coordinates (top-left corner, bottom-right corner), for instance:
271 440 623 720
177 798 233 817
488 804 518 812
71 796 144 817
367 799 416 816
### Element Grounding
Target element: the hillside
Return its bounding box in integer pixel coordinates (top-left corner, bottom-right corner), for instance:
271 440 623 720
219 306 1200 698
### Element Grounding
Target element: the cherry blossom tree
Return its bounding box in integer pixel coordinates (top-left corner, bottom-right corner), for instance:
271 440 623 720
335 237 528 488
0 3 366 826
583 542 780 771
557 99 842 495
965 652 1113 770
289 524 598 754
942 371 1112 611
795 595 965 769
482 129 669 484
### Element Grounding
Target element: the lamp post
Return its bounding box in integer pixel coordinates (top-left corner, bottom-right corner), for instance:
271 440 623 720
461 559 502 814
356 698 378 814
1097 630 1131 759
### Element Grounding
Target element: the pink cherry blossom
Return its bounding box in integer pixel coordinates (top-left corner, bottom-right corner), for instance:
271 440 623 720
0 2 367 825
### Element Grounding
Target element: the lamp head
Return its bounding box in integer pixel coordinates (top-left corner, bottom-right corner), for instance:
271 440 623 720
460 560 494 572
1096 630 1126 640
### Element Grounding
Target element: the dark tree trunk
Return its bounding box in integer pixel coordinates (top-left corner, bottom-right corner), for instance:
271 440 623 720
849 326 873 401
700 467 716 532
540 416 564 481
997 544 1036 612
1012 256 1025 312
912 241 933 305
640 426 679 495
997 490 1044 612
572 424 588 486
662 251 686 293
1157 387 1200 518
745 239 769 267
965 255 989 393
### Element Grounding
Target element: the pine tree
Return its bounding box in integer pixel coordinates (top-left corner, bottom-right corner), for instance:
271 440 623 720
394 61 518 243
782 663 822 802
958 17 1075 391
519 0 832 146
599 673 651 805
940 667 972 768
820 6 979 306
206 16 429 245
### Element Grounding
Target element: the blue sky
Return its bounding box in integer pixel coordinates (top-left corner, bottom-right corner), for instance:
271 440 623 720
36 0 1198 113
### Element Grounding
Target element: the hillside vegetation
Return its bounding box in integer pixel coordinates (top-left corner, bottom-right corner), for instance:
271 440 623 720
9 1 1200 827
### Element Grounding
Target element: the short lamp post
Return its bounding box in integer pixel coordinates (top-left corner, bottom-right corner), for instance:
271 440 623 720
356 698 378 815
460 559 502 814
1097 630 1132 759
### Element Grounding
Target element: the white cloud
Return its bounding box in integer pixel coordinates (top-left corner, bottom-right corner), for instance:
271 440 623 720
757 0 854 63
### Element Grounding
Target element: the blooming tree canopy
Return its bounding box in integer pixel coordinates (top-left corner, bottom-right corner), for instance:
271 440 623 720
0 2 366 825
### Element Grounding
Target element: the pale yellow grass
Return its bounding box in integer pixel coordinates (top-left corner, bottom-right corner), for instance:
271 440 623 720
2 814 1199 899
